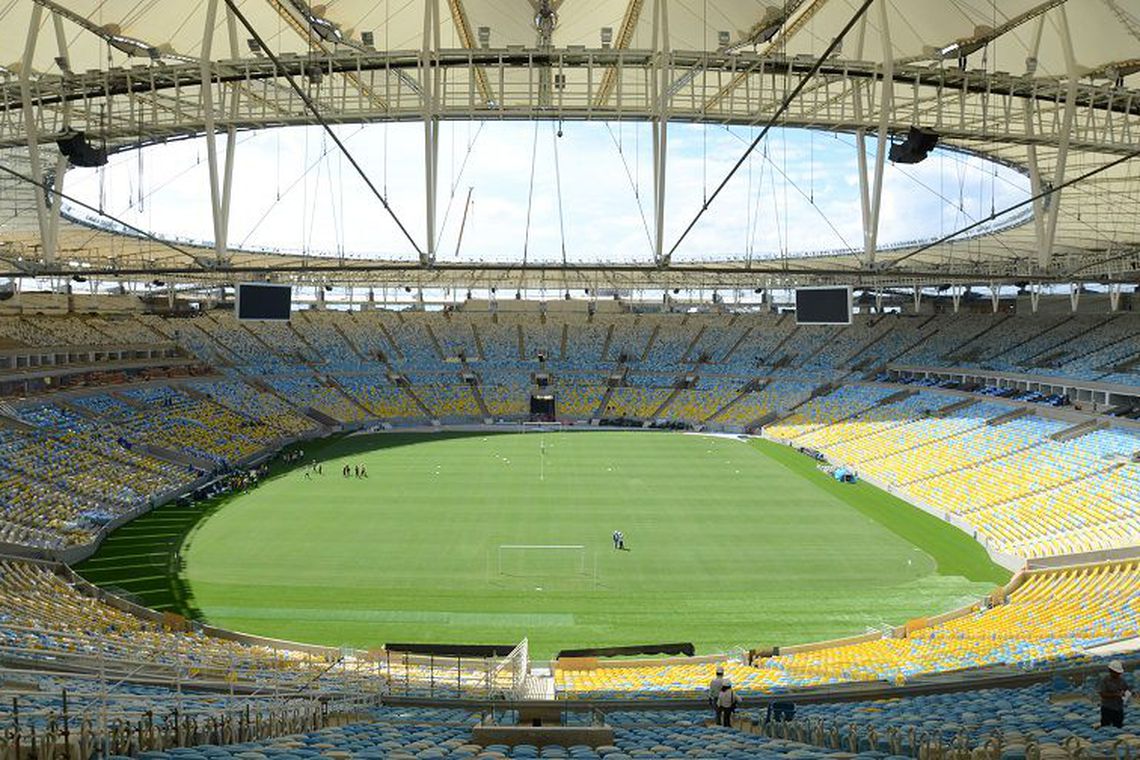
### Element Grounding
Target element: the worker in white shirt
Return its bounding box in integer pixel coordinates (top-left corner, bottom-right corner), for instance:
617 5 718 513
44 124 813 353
716 680 740 727
708 665 726 723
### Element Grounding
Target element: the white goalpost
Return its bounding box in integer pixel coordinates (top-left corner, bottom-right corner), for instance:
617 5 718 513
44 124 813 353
520 421 563 433
493 544 597 589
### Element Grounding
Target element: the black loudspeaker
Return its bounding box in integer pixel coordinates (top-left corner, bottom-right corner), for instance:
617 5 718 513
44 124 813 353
888 126 939 164
57 131 108 167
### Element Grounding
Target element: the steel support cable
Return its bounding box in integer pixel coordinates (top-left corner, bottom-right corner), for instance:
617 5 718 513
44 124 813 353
551 123 568 267
890 146 1140 268
666 0 876 260
222 0 424 258
0 161 198 262
521 121 540 265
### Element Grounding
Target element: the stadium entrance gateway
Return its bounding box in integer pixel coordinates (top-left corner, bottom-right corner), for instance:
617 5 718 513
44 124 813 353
530 393 556 421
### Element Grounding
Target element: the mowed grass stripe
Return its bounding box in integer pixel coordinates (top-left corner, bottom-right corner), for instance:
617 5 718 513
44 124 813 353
81 431 1008 658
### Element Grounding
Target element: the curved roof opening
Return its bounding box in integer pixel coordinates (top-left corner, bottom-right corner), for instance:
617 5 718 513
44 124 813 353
61 121 1030 266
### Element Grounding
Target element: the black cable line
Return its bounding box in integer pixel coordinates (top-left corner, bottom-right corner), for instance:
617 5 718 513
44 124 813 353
0 161 199 263
889 147 1140 267
222 0 424 258
665 0 876 260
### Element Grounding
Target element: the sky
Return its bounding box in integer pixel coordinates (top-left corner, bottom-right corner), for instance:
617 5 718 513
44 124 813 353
61 121 1030 266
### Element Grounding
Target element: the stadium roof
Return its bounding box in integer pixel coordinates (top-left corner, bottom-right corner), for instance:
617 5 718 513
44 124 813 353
0 0 1138 291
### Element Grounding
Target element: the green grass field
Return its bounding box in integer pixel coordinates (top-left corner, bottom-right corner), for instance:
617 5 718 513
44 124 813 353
77 431 1009 658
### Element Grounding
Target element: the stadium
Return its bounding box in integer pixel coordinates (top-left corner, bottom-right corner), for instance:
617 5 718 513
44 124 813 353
0 0 1139 758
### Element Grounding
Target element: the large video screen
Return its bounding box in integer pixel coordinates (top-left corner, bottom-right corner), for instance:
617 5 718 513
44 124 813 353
236 283 292 321
795 286 852 325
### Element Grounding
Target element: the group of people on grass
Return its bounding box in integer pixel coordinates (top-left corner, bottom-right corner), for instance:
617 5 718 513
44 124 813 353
342 463 368 478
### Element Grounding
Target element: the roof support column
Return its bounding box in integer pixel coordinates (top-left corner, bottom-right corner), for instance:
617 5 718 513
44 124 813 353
200 0 230 265
855 0 892 269
1039 5 1079 271
219 4 242 245
19 4 55 264
1023 14 1048 274
652 0 670 268
45 10 72 265
1109 283 1122 312
422 0 441 267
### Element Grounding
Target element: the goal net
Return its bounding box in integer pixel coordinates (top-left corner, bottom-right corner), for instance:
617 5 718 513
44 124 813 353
493 544 595 588
521 421 563 433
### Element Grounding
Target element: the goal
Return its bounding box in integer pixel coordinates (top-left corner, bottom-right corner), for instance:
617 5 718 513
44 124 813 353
493 544 596 588
521 421 563 433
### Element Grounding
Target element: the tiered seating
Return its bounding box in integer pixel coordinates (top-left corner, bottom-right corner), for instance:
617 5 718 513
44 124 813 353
603 386 672 419
562 324 608 367
198 314 292 374
86 315 166 344
846 315 939 369
190 381 320 436
988 314 1106 372
642 320 700 369
479 322 522 362
822 400 1008 466
556 561 1140 697
789 391 958 450
606 321 654 362
267 377 370 423
716 380 816 427
765 385 899 442
115 387 286 465
664 382 742 423
788 679 1140 759
0 560 481 698
416 383 482 419
291 311 370 369
686 319 750 364
22 315 118 346
522 321 564 362
243 319 322 363
1055 316 1140 383
19 402 187 498
386 320 441 366
0 454 108 547
336 311 397 361
431 316 480 359
554 381 605 418
884 416 1067 489
336 376 423 418
721 315 796 371
894 315 1003 366
481 374 531 417
798 318 891 371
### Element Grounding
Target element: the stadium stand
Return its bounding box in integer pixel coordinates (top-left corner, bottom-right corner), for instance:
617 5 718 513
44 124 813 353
0 308 1138 741
554 560 1140 697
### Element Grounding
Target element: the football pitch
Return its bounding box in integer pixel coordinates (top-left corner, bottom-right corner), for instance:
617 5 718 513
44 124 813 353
78 431 1010 658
